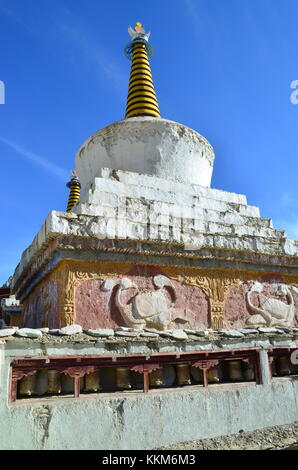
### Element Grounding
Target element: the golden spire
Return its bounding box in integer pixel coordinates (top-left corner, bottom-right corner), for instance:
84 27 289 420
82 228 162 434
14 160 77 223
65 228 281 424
124 22 160 119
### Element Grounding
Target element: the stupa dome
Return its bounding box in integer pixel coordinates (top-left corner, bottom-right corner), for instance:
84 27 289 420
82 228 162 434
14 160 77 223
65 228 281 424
75 116 214 191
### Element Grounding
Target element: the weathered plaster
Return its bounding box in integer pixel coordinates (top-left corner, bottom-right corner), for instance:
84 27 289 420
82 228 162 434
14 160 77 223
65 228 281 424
75 118 215 191
1 338 298 450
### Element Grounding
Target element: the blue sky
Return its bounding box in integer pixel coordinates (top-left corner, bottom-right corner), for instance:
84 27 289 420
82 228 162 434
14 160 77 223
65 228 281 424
1 0 298 285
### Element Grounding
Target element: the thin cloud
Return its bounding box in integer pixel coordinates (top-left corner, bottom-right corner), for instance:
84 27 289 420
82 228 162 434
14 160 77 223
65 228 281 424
55 19 127 96
0 2 126 96
0 137 68 181
0 3 36 36
183 0 218 61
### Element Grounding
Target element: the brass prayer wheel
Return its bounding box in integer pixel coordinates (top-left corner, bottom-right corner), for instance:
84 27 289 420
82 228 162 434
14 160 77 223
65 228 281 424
47 370 61 394
277 356 291 376
190 366 203 383
149 368 164 387
176 364 191 385
84 371 101 392
116 367 131 389
228 361 243 381
271 359 278 376
242 362 255 381
35 370 48 396
19 374 36 396
207 365 220 383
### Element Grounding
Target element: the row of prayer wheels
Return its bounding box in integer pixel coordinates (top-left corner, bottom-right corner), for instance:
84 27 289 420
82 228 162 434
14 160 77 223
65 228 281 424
18 370 102 397
17 360 258 397
272 356 298 376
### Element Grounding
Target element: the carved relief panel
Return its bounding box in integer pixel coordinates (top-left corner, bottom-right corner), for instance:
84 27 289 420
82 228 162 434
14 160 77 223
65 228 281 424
23 259 298 330
74 265 210 330
225 274 298 329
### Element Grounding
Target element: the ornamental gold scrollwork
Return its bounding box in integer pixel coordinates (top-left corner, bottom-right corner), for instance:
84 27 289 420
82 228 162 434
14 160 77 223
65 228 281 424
163 267 242 329
58 261 134 326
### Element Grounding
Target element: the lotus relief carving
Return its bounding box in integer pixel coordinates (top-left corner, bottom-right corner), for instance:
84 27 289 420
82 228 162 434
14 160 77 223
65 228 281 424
101 275 196 330
246 281 297 327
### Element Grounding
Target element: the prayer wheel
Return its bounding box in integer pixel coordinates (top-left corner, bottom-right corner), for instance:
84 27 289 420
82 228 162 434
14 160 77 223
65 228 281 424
84 371 101 392
277 356 291 376
242 362 255 381
47 370 61 394
19 374 36 396
207 365 221 383
228 361 243 381
116 367 131 389
176 364 191 385
271 359 278 376
149 368 164 387
190 366 203 383
35 370 48 396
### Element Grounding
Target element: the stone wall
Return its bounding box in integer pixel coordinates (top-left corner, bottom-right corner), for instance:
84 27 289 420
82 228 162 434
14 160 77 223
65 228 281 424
0 338 298 450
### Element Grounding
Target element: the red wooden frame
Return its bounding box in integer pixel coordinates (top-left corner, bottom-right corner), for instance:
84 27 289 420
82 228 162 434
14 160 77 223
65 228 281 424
9 347 261 402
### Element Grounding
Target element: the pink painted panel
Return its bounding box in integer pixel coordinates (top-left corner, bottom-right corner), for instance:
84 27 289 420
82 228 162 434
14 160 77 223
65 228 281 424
23 281 60 328
225 275 298 328
74 266 210 330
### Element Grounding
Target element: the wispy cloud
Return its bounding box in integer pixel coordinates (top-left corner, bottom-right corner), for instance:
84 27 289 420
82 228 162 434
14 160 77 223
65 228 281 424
183 0 218 63
0 137 68 181
54 18 127 96
0 2 126 96
0 3 36 36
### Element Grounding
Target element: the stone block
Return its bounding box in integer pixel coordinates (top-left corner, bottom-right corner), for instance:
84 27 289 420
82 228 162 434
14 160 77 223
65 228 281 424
57 325 82 336
15 328 43 339
0 329 16 337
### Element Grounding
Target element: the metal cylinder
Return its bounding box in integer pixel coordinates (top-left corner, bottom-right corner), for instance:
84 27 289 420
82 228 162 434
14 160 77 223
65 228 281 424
190 366 204 384
228 361 243 382
47 370 61 394
149 368 164 387
116 367 131 390
207 365 221 383
277 356 291 376
19 374 36 397
84 371 101 392
176 364 191 385
242 362 255 381
271 359 278 377
35 370 48 396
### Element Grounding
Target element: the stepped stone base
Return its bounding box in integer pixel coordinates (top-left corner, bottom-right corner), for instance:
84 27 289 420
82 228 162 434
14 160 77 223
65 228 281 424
11 169 298 331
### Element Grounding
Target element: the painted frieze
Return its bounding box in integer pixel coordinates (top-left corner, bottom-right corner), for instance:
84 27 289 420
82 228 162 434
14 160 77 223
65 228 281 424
74 265 209 330
225 275 298 329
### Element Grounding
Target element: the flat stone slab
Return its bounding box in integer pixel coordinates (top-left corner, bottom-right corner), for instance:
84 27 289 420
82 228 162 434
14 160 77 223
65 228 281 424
220 330 245 338
15 328 43 339
57 325 83 336
114 327 135 332
239 329 259 335
140 332 160 338
258 327 282 334
85 329 114 337
144 328 162 334
275 327 292 334
0 328 16 337
184 329 209 337
160 330 188 340
115 331 141 337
